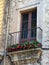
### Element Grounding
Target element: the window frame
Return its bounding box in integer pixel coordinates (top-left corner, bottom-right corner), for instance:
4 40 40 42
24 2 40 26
20 7 37 41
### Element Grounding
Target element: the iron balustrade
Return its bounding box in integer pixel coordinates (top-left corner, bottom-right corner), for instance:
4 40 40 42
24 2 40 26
7 27 42 46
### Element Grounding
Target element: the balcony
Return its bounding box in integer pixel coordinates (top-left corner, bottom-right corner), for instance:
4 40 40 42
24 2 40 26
7 27 42 52
8 27 42 46
7 27 42 65
7 48 42 65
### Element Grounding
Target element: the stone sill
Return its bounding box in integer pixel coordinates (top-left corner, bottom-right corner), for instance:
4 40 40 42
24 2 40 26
7 48 42 62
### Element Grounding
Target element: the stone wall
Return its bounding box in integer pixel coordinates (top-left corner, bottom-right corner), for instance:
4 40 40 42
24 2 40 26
41 50 49 65
42 0 49 48
8 0 49 65
41 1 49 65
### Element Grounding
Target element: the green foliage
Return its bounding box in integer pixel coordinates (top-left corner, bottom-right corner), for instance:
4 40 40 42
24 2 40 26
7 40 42 52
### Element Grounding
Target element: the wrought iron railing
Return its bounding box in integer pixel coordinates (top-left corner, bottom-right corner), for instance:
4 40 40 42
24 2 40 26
7 27 42 46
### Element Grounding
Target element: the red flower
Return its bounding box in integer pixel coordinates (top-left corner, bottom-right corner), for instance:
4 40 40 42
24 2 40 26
38 43 42 47
28 44 35 49
32 44 35 47
23 45 28 50
17 44 21 49
11 48 17 51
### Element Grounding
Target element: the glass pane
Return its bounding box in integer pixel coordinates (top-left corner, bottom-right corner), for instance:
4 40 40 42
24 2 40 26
31 10 37 38
31 29 36 38
21 30 28 39
21 14 28 39
32 11 37 20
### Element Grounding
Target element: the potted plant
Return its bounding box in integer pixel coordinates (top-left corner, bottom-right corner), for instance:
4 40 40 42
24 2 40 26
7 39 42 52
28 41 35 49
17 44 22 51
20 43 24 50
33 41 38 48
23 41 29 50
11 44 18 51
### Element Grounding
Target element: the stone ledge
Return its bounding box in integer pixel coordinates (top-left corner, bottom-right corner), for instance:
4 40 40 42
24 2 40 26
7 48 42 54
7 48 42 62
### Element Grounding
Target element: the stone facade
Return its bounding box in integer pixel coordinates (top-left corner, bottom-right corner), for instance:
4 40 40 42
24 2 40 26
0 0 49 65
8 0 49 65
9 0 49 45
41 50 49 65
